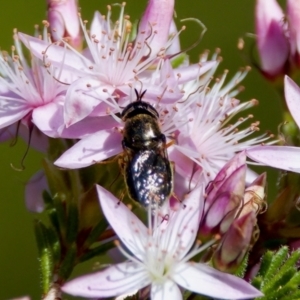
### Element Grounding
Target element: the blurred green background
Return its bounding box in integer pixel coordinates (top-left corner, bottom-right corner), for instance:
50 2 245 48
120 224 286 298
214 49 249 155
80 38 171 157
0 0 285 299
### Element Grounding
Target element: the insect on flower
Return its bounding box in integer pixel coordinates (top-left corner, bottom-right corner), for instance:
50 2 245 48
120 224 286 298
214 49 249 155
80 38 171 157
121 89 173 211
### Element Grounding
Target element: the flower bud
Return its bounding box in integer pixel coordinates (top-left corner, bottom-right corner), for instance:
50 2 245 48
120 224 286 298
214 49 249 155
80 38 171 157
204 152 246 212
213 211 256 273
47 0 82 49
239 172 267 218
199 153 246 239
199 192 242 239
287 0 300 66
138 0 174 55
255 0 289 78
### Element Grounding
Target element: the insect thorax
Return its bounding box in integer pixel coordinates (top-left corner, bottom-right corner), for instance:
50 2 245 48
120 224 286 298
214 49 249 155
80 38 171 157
122 104 165 151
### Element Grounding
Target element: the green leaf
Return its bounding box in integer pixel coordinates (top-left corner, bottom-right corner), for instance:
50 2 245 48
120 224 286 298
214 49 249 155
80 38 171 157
47 227 61 264
253 247 300 299
281 290 300 300
84 218 109 247
234 253 249 278
42 190 60 234
257 250 273 278
58 243 77 281
79 241 115 263
34 220 54 294
65 200 79 244
52 192 67 236
262 246 288 288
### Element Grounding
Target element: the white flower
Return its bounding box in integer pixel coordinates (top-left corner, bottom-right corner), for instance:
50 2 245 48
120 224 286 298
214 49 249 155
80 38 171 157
62 184 263 300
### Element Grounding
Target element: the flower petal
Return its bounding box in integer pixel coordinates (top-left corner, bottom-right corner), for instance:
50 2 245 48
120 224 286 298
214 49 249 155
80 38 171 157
173 262 263 299
151 280 182 300
255 0 289 76
90 11 108 37
205 151 246 207
54 129 122 169
47 0 81 48
18 33 92 74
287 0 300 61
32 102 64 138
177 61 217 84
33 101 119 138
246 145 300 172
0 124 15 142
138 0 174 55
96 185 148 260
162 184 203 260
64 77 115 126
25 170 47 213
0 100 31 129
284 75 300 128
62 261 149 298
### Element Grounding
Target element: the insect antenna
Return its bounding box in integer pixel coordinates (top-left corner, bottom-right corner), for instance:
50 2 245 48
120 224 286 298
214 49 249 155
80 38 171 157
134 88 147 102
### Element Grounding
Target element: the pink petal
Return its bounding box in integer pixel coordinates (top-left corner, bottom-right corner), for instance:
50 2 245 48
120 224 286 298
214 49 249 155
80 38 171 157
177 61 217 84
287 0 300 59
0 102 31 129
54 129 122 169
0 124 15 142
3 123 49 153
166 20 181 56
62 261 149 298
25 170 48 213
32 102 64 138
138 0 174 55
62 116 119 138
47 0 81 48
284 75 300 128
246 168 259 185
64 77 115 126
122 60 183 105
168 147 194 197
97 185 148 259
151 280 182 300
33 100 119 138
90 11 108 37
163 184 203 260
173 262 263 299
255 0 289 76
18 33 91 74
205 152 246 205
246 145 300 172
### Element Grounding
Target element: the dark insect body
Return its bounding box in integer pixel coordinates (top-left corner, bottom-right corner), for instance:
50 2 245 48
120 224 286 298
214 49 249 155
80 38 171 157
121 90 173 210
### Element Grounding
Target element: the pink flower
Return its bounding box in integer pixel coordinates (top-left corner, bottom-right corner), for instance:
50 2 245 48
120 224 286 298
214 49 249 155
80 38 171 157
53 56 217 170
0 29 114 139
171 67 272 184
255 0 289 77
62 185 263 300
198 152 247 239
0 32 66 134
213 211 256 272
19 1 215 128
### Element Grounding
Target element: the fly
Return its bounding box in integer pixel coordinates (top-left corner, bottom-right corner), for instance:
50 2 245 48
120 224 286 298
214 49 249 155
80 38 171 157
121 89 173 211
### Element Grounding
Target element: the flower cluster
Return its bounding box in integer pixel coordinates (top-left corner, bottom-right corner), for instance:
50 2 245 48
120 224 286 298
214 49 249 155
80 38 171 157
3 0 300 299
